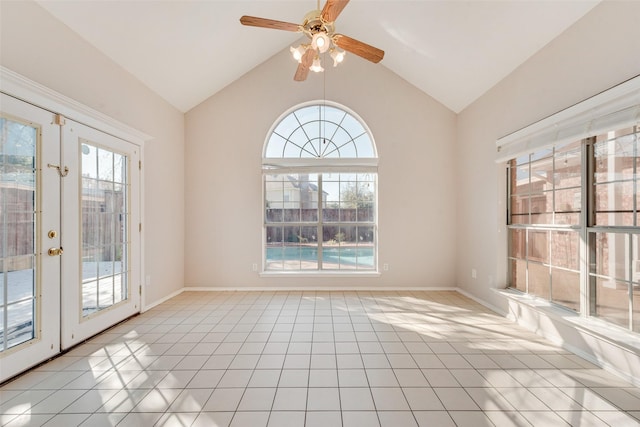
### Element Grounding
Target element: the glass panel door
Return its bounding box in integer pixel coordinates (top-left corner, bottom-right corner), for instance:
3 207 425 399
61 120 140 349
80 143 128 316
0 94 61 382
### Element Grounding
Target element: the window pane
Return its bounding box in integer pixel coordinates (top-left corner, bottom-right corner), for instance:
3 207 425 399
594 132 635 183
338 226 358 270
98 275 114 309
528 262 550 300
593 232 629 281
531 158 553 193
266 203 283 223
266 134 286 158
509 228 525 259
356 246 375 270
97 148 114 181
550 231 579 270
511 164 530 195
633 234 640 285
528 230 548 264
634 284 640 333
1 117 38 352
531 147 553 162
510 194 529 224
7 256 35 303
267 104 375 159
509 259 527 292
554 188 580 225
340 202 357 222
284 207 300 222
555 212 580 225
81 143 128 316
322 225 341 247
594 181 634 226
554 147 581 189
6 299 34 347
113 153 125 184
338 248 357 270
265 225 283 270
529 192 553 225
81 143 98 179
551 268 579 312
358 225 375 245
594 277 629 328
354 134 375 158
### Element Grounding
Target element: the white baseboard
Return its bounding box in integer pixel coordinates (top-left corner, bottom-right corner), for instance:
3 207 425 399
182 285 459 292
142 288 184 312
455 287 507 315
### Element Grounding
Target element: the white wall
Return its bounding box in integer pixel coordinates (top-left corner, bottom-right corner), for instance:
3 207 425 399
0 1 185 306
185 47 457 288
455 0 640 384
456 0 640 308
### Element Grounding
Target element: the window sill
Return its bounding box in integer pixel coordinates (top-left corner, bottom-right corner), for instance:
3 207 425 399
259 271 382 278
493 288 640 377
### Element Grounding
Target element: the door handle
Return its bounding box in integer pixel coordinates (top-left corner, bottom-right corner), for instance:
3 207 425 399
48 247 64 256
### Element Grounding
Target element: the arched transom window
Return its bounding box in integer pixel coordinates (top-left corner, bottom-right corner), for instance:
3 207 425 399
265 104 376 159
263 102 378 273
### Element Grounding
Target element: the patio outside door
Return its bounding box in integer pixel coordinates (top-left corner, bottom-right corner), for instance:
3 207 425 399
60 119 141 350
0 94 61 382
0 94 141 382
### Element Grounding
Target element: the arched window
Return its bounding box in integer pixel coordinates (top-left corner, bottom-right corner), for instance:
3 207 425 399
263 101 378 272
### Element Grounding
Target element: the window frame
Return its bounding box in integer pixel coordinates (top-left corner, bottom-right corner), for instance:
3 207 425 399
261 101 379 276
499 76 640 333
506 127 640 332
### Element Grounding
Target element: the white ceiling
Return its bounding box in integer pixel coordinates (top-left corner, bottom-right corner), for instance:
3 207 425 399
36 0 600 113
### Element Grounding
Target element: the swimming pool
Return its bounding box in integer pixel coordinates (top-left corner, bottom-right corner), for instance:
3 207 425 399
266 245 374 269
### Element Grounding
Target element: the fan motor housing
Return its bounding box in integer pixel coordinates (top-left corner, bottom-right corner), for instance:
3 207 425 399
303 9 335 37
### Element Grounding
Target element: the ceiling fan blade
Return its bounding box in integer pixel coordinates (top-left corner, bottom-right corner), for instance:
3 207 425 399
321 0 350 22
334 34 384 63
294 49 315 82
240 16 300 32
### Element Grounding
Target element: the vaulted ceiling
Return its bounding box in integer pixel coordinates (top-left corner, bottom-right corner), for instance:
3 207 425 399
37 0 600 113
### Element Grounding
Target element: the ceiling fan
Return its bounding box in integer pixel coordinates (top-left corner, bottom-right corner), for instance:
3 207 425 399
240 0 384 81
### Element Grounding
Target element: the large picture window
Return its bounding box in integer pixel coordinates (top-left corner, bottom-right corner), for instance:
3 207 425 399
507 141 582 311
263 102 378 273
507 125 640 332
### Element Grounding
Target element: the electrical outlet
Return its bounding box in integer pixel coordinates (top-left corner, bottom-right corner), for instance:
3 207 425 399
471 269 477 279
383 263 389 271
252 263 258 272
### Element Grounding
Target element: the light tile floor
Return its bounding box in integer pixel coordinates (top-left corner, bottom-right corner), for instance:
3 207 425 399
2 290 640 427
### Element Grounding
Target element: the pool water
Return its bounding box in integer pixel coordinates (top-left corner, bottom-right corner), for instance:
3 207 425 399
266 246 374 268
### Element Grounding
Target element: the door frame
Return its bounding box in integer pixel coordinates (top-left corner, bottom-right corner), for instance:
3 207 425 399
60 119 142 349
1 67 150 380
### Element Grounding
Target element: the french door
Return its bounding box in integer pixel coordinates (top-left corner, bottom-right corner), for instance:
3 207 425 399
0 94 61 382
0 94 141 382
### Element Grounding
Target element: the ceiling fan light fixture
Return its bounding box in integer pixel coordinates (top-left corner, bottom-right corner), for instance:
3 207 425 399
311 32 330 53
290 45 306 62
310 56 324 73
330 48 345 67
240 0 385 82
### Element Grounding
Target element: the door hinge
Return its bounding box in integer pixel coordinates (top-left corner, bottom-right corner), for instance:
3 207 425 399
54 114 66 126
139 223 142 232
139 160 142 170
139 285 142 296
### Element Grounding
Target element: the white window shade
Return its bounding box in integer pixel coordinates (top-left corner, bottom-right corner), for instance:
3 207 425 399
496 75 640 163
